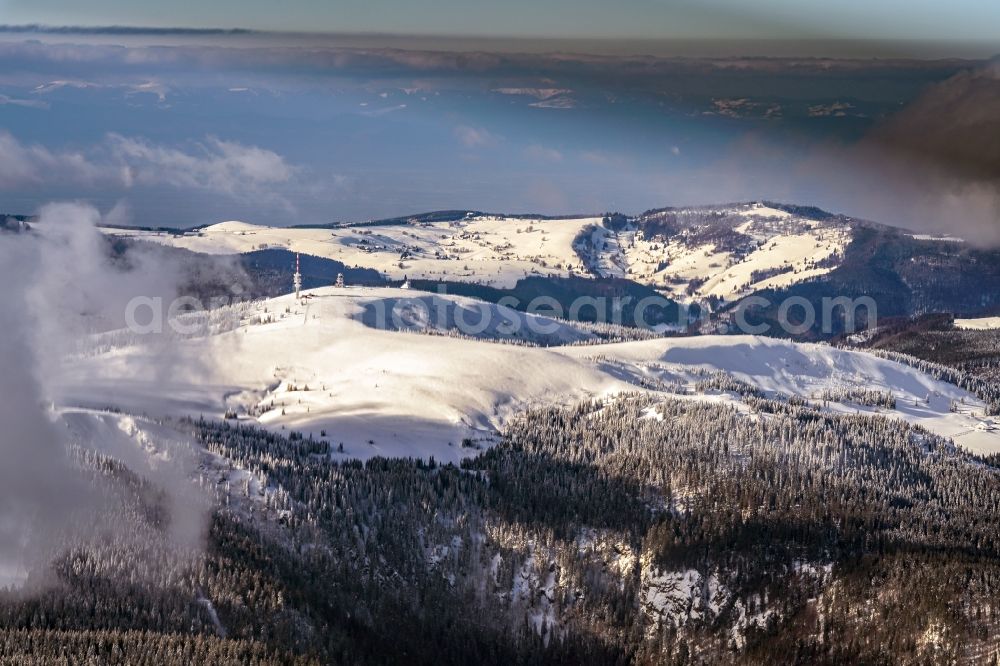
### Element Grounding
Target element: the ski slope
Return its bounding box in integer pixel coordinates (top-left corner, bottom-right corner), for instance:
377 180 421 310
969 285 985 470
55 287 1000 461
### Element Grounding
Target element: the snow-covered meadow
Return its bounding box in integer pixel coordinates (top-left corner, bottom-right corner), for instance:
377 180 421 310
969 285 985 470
55 286 1000 462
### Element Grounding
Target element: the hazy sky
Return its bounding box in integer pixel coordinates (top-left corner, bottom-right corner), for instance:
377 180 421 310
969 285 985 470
2 0 999 42
0 5 997 237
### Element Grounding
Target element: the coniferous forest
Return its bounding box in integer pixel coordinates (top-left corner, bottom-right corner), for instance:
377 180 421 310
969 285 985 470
4 392 1000 664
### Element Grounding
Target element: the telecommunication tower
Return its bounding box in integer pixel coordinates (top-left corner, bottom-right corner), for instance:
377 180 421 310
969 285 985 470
293 253 302 298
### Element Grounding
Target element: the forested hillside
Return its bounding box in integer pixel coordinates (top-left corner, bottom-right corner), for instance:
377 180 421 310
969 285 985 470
734 226 1000 337
847 314 1000 384
6 395 1000 664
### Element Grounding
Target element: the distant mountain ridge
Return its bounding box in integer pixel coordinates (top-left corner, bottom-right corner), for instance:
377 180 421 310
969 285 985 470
19 200 1000 337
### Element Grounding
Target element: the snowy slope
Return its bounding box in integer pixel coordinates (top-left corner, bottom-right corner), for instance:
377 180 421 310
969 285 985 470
619 203 851 301
100 202 852 298
54 286 1000 460
102 215 602 289
955 317 1000 330
57 287 631 463
556 334 1000 454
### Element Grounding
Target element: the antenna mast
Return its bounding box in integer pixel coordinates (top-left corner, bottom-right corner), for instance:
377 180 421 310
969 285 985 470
293 253 302 298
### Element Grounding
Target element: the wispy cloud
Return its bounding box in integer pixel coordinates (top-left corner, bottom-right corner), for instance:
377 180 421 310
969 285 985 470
32 80 103 94
0 131 296 204
0 131 110 187
108 134 294 195
359 103 407 117
580 150 629 166
454 125 499 149
524 144 564 162
492 87 571 100
125 81 170 103
0 94 48 108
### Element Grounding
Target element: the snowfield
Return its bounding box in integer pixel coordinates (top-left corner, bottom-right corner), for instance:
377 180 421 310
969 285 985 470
955 316 1000 330
102 215 603 289
57 287 632 462
100 202 853 299
620 204 851 301
53 286 1000 461
557 334 1000 454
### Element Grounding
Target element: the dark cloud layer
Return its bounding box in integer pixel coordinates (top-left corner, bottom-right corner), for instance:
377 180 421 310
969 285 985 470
871 61 1000 182
0 35 980 80
836 60 1000 243
0 24 257 35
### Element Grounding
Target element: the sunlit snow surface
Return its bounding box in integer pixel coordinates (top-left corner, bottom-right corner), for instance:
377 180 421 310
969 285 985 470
101 203 850 298
103 216 604 289
53 286 1000 461
955 316 1000 330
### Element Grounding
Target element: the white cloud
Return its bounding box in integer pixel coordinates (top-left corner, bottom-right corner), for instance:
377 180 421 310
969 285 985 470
126 81 170 103
0 131 296 203
454 125 498 149
31 80 104 95
0 131 109 187
359 103 407 117
492 88 572 100
0 94 48 109
108 134 294 195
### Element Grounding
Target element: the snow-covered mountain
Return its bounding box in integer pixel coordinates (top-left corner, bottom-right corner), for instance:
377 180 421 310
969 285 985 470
12 231 1000 663
100 202 1000 335
103 215 605 289
57 286 1000 460
100 203 850 300
618 203 851 301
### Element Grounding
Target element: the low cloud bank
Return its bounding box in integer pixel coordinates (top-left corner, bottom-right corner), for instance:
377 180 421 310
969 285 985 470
0 131 295 206
0 203 235 590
